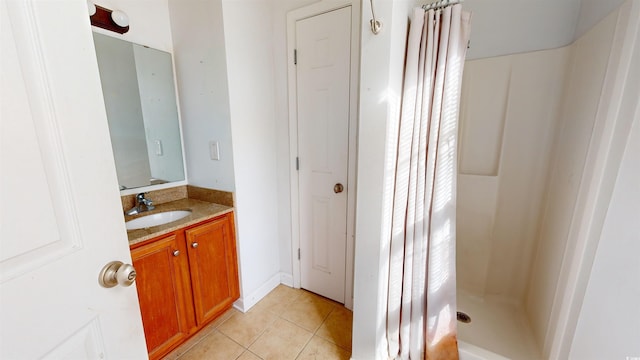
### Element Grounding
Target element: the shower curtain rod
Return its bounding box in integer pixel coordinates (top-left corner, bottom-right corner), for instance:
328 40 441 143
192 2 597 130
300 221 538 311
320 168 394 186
421 0 471 49
422 0 463 11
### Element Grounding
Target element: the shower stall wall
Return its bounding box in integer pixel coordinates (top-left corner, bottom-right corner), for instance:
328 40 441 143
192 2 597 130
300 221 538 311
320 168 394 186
456 4 629 358
457 46 568 302
456 44 569 360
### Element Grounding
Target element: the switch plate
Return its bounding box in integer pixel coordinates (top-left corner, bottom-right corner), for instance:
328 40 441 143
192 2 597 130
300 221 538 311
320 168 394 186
154 140 163 156
209 141 220 160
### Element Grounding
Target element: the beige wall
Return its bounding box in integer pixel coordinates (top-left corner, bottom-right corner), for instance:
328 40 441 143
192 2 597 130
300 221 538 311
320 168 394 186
569 97 640 360
569 90 640 360
526 7 620 352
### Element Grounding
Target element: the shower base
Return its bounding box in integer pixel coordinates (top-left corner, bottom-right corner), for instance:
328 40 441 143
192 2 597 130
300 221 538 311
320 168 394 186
457 291 541 360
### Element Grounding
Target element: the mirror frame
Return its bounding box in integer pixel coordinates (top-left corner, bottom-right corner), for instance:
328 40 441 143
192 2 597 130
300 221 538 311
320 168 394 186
92 31 188 195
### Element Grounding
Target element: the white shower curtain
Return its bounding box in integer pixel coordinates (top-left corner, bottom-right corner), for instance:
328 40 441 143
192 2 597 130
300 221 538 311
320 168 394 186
386 5 471 360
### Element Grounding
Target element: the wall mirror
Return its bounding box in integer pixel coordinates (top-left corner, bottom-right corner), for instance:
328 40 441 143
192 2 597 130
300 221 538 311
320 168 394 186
93 32 186 191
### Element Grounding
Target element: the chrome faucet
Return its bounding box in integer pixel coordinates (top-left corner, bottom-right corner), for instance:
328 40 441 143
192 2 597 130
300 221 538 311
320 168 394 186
125 193 155 215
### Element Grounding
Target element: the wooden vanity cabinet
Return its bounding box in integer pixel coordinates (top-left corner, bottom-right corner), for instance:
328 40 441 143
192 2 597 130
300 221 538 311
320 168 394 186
130 212 239 360
130 233 193 359
186 213 240 326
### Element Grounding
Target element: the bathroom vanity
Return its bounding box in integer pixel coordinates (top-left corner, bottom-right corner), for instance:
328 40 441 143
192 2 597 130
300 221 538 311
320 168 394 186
93 29 240 359
125 190 238 360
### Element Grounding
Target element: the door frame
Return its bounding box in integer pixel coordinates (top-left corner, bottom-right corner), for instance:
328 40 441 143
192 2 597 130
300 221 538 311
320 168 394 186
286 0 360 310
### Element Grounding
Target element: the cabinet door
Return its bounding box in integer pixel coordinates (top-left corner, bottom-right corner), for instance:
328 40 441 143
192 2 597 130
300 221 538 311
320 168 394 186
131 234 192 359
186 213 240 325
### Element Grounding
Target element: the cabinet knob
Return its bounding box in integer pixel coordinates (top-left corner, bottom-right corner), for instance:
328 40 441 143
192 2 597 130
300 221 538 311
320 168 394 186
191 242 199 249
173 250 180 257
98 261 137 288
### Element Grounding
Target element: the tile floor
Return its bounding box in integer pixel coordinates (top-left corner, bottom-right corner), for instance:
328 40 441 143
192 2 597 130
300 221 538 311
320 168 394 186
164 285 353 360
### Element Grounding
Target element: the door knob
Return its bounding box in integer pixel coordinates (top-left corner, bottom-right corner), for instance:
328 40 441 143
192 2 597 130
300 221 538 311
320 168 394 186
191 242 199 249
334 183 344 193
173 250 180 257
98 261 137 288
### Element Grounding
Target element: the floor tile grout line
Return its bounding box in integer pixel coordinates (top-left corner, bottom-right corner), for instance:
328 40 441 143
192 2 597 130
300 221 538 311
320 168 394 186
235 349 263 360
173 308 238 358
243 313 312 360
216 328 252 351
214 309 237 329
312 304 337 335
313 306 353 352
217 307 280 350
257 293 327 360
315 327 350 350
171 322 219 360
293 332 316 360
313 331 353 353
277 316 316 334
245 312 280 350
172 286 354 359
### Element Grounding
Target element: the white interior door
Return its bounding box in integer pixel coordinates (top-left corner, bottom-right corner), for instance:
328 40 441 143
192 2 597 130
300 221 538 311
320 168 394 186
296 7 351 303
0 2 147 358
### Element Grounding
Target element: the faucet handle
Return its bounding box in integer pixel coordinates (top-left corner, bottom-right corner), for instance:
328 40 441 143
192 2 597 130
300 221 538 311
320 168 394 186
135 192 154 210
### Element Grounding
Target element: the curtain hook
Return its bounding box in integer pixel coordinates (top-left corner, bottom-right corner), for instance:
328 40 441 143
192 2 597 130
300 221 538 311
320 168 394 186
369 0 382 34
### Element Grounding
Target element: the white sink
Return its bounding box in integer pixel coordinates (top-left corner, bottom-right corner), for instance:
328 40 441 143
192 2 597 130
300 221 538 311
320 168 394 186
126 210 192 230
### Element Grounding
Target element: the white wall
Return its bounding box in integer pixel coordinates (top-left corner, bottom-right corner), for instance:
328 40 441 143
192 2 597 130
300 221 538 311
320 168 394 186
168 0 235 192
525 8 619 349
569 105 640 360
457 47 569 301
351 1 415 359
220 0 283 308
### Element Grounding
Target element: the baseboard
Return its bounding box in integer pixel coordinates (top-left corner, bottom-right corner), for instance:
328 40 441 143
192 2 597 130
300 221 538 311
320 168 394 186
232 272 281 312
232 299 245 313
280 272 294 287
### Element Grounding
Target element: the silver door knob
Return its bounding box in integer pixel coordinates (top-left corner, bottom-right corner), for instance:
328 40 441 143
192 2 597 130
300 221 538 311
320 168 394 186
173 250 180 257
334 183 344 193
98 261 137 288
191 242 199 249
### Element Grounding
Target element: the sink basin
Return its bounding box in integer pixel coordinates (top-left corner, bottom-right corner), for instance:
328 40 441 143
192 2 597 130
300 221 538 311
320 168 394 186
126 210 192 230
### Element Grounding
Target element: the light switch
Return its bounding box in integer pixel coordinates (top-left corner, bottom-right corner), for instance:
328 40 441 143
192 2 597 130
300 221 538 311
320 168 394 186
154 140 163 156
209 141 220 160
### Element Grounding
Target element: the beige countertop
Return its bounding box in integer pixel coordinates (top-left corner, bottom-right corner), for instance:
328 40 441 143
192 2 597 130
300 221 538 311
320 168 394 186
125 198 233 246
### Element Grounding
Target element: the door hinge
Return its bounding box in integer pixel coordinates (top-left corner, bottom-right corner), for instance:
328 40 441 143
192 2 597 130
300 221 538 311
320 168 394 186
296 157 300 170
294 49 297 65
298 248 301 260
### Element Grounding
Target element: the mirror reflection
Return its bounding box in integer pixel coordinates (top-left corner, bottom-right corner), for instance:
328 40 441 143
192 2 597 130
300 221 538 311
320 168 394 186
93 32 185 190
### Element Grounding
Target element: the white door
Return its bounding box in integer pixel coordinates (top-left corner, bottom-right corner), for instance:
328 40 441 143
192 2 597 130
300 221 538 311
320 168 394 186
0 2 147 359
296 7 351 303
